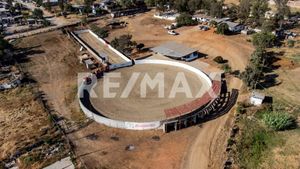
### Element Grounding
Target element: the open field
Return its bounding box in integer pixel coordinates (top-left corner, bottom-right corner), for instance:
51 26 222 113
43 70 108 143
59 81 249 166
16 31 86 123
0 85 68 168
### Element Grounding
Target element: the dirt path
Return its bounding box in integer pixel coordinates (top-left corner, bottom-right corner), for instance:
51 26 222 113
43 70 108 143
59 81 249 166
182 76 243 169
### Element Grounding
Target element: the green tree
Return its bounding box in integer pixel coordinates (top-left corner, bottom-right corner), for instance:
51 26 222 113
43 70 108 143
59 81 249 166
250 0 269 26
90 24 109 38
216 23 229 35
252 32 276 49
238 0 251 22
176 13 197 27
43 2 52 11
188 0 203 13
117 0 134 8
174 0 189 13
0 36 12 61
209 0 223 18
261 19 277 32
241 64 264 89
32 8 44 19
111 34 137 56
83 0 94 15
273 0 290 28
209 20 218 27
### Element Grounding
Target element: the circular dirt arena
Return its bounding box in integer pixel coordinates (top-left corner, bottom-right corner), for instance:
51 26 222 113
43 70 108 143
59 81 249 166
89 60 212 122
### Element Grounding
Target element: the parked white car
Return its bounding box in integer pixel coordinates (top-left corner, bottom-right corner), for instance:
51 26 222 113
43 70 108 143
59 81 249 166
168 30 179 35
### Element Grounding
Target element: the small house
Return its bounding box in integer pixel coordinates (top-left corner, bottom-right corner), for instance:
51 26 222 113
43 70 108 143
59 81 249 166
83 59 96 69
250 91 265 106
223 21 244 32
151 42 199 62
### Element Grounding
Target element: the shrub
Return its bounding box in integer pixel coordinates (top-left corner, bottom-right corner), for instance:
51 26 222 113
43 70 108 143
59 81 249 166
287 40 295 48
252 32 276 49
263 112 296 131
216 23 229 35
176 13 198 27
213 56 226 64
90 24 109 38
209 20 218 27
227 138 235 146
222 63 232 73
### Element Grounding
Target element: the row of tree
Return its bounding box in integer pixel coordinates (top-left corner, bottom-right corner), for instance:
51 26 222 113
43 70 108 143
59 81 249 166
241 31 276 89
146 0 290 28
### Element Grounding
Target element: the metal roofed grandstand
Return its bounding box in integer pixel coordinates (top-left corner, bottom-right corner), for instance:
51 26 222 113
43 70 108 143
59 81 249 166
151 42 198 61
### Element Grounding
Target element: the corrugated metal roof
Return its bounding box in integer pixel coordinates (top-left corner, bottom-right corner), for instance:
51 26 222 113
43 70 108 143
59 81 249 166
251 91 265 100
151 42 197 58
223 21 241 29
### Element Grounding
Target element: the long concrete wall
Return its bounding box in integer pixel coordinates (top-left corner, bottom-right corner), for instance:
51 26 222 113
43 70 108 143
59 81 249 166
87 30 131 62
78 83 161 130
70 31 105 63
135 59 213 87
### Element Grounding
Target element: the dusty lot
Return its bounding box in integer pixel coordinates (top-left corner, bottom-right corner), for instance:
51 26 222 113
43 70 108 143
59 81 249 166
14 10 254 169
96 10 253 71
17 31 86 124
0 86 68 169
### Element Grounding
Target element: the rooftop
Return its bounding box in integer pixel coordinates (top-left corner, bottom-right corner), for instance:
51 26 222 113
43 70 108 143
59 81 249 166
151 42 197 58
223 21 241 28
251 91 265 100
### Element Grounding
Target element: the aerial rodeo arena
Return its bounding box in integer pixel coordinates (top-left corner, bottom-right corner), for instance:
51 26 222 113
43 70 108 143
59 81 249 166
70 29 238 132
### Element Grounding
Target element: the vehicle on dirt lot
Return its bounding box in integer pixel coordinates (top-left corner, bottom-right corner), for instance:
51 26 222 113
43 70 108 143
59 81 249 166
199 25 210 31
168 30 179 35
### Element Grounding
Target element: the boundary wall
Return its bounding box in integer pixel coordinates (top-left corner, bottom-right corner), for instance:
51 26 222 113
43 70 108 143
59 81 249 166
78 59 216 130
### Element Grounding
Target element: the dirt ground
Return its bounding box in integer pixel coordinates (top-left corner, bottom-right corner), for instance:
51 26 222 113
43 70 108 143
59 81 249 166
0 87 49 159
16 31 86 124
0 85 69 169
96 10 253 71
13 10 253 169
91 63 210 122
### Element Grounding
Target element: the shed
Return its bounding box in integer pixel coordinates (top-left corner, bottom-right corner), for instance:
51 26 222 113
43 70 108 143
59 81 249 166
250 91 265 106
223 21 244 32
83 59 96 69
151 42 198 61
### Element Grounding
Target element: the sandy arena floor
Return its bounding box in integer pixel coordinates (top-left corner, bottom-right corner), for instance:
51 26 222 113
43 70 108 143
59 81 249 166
90 63 211 122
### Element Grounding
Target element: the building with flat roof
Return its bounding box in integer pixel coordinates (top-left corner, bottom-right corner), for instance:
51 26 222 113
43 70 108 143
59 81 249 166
151 42 199 62
250 91 265 106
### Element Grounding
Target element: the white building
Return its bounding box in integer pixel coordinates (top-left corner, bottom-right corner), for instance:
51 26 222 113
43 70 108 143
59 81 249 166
250 91 265 106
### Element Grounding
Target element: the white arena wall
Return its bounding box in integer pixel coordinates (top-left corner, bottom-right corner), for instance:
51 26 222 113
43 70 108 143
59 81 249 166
78 59 214 130
135 59 213 87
